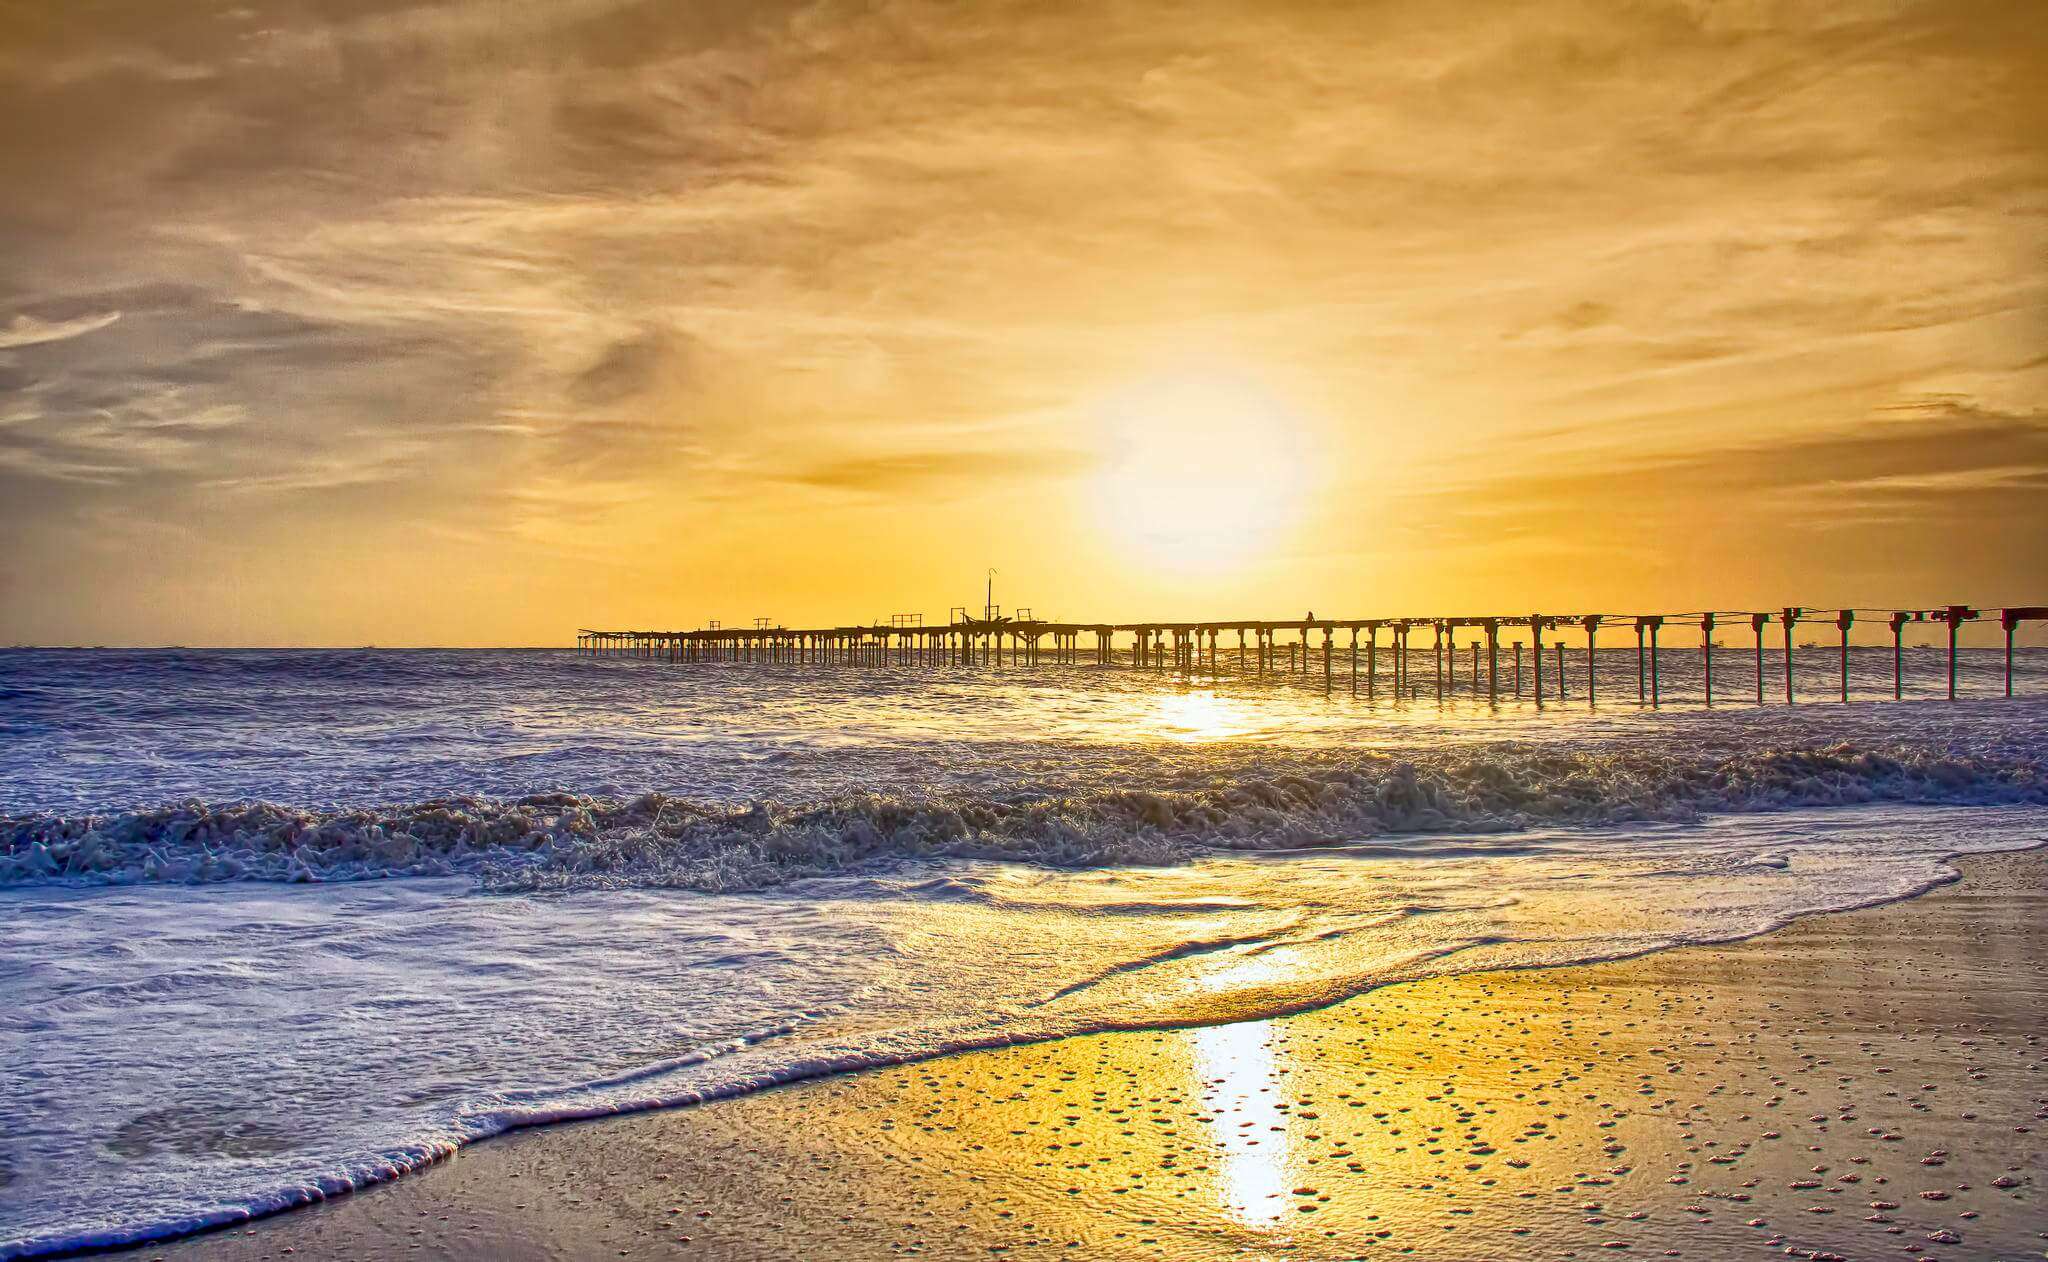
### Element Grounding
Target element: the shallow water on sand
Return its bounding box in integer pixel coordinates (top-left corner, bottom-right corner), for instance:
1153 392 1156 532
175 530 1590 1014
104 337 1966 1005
1 649 2045 1257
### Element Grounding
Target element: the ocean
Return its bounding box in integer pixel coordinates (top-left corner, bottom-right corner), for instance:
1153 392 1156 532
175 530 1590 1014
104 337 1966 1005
2 646 2044 1257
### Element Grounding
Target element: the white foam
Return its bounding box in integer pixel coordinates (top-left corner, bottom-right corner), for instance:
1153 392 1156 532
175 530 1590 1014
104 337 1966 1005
3 742 2041 891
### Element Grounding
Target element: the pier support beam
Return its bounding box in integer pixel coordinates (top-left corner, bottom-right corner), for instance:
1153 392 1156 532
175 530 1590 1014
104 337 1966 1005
1942 605 1977 699
1751 614 1768 704
2003 610 2021 697
1484 618 1499 702
1836 610 1854 702
1780 607 1801 703
1582 616 1601 706
1700 613 1715 706
1890 612 1909 698
1433 622 1445 702
1634 621 1646 702
1642 617 1663 705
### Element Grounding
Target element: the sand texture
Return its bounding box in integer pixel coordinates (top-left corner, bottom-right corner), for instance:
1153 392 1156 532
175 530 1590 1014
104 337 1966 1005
151 850 2044 1261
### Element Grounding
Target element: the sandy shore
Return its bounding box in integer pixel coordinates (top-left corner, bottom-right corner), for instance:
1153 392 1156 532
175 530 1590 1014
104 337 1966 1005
151 850 2045 1262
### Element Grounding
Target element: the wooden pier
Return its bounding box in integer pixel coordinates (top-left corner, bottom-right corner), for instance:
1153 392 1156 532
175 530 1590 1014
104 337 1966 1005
578 604 2048 704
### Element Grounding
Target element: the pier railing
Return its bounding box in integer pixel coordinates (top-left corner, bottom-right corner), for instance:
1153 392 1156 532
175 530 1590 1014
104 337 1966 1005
576 604 2047 704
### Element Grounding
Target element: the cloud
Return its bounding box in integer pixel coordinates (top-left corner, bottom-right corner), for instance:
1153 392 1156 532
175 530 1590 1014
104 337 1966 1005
569 327 690 406
0 311 120 348
0 0 2042 640
1407 396 2048 538
770 448 1090 498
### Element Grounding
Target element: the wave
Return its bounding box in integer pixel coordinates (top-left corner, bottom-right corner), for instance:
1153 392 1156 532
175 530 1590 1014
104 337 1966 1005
4 742 2041 891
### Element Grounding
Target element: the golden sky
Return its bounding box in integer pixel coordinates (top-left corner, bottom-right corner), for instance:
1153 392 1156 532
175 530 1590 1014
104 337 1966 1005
1 0 2043 645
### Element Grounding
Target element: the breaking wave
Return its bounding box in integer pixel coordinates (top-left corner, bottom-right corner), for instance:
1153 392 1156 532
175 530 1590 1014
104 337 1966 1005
6 742 2040 891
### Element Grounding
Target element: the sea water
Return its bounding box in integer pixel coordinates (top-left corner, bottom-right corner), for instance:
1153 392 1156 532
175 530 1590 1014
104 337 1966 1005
2 647 2044 1256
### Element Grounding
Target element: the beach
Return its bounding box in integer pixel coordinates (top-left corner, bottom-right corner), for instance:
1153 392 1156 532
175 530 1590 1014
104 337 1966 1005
147 848 2044 1262
9 0 2044 1252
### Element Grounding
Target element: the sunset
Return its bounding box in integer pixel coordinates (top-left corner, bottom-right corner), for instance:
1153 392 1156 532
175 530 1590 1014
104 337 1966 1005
2 2 2044 1260
3 1 2043 643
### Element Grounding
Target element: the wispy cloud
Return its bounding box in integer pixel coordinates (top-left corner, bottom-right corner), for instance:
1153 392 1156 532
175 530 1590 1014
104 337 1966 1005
769 449 1091 498
0 311 119 349
0 0 2042 641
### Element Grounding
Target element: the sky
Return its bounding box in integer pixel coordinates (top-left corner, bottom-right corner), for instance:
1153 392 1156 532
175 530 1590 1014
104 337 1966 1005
1 0 2043 646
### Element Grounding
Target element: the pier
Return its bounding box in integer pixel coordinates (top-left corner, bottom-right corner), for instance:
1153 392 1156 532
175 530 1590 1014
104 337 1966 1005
578 604 2048 704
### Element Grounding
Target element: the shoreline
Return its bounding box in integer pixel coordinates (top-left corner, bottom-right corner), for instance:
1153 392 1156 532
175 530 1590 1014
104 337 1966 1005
124 847 2046 1261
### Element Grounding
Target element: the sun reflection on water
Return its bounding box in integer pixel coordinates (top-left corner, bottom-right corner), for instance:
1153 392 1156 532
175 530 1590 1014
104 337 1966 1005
1147 689 1261 744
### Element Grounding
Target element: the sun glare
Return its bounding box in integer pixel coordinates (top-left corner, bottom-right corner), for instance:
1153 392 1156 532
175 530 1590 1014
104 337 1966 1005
1148 689 1259 743
1087 368 1319 571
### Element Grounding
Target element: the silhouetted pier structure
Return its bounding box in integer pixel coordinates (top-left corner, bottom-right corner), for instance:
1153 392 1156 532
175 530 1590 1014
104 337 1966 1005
578 604 2047 705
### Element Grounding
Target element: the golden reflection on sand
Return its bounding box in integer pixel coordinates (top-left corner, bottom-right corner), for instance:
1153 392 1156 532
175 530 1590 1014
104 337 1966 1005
1188 1021 1290 1226
155 854 2048 1261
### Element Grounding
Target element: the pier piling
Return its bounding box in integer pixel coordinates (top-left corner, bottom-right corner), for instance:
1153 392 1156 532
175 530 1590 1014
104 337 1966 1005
579 601 2041 708
1836 610 1854 702
1780 607 1800 704
1700 613 1715 706
1942 605 1976 700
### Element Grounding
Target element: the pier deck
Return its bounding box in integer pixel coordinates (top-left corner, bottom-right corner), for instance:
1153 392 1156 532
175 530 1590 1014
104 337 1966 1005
578 604 2047 704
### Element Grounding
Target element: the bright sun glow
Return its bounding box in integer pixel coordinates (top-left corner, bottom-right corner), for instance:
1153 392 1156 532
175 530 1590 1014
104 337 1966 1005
1149 689 1260 743
1088 367 1319 571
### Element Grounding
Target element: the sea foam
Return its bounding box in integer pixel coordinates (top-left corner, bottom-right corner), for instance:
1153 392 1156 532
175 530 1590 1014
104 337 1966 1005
3 742 2039 891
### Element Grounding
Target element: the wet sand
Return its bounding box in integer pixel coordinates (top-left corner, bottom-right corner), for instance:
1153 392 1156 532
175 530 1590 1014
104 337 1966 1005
154 850 2044 1261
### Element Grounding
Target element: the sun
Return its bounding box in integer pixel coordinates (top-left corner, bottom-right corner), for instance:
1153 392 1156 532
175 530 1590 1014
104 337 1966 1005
1086 366 1319 570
